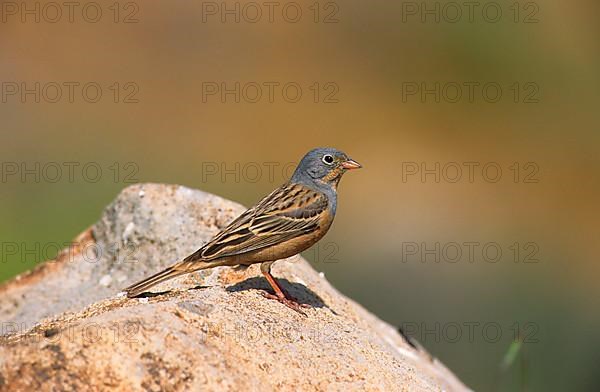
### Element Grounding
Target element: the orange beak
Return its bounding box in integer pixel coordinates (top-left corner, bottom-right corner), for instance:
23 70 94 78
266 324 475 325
341 159 362 170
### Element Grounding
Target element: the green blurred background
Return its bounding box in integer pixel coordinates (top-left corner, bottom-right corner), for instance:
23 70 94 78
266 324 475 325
1 1 598 390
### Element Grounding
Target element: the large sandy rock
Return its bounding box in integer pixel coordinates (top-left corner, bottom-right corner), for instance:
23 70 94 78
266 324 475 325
0 184 470 391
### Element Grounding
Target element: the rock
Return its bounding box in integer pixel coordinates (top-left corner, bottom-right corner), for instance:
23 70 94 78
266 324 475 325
0 184 470 391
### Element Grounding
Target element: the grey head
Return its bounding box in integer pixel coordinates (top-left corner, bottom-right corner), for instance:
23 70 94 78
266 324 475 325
290 147 361 214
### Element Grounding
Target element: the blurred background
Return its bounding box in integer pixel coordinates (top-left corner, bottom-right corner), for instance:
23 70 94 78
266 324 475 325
1 1 598 390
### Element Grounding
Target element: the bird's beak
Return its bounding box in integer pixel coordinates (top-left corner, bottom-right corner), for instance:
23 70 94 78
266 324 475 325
341 159 362 170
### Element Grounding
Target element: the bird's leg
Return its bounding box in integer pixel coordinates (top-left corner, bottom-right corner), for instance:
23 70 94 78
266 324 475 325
259 262 309 315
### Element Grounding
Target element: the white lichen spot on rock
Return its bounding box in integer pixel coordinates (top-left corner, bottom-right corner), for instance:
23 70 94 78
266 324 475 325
99 275 112 287
122 222 135 244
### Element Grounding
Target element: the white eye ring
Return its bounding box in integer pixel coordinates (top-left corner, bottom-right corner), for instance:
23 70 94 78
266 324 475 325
322 154 334 165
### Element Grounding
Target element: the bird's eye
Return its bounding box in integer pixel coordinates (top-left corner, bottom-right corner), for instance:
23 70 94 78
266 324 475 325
322 154 334 165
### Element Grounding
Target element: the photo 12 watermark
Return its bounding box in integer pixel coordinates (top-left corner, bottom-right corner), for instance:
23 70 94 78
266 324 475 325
400 162 540 183
399 321 540 344
401 2 540 24
0 240 140 266
0 2 140 24
1 161 140 184
400 241 540 264
199 161 296 184
201 81 339 103
0 320 143 346
401 82 540 104
191 319 338 345
199 1 340 24
1 82 139 104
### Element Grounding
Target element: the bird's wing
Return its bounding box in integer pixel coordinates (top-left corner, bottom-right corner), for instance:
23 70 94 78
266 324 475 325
184 183 329 261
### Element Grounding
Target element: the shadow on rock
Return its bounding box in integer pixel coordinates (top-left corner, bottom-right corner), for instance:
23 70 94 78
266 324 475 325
226 277 329 310
135 290 171 298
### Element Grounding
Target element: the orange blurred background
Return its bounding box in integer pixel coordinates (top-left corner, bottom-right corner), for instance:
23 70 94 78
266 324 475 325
1 1 598 390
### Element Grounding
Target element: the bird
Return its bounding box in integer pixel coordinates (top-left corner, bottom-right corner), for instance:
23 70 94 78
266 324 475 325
124 147 361 314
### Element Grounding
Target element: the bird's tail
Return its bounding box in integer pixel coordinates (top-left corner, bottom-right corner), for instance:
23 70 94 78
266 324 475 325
123 260 211 298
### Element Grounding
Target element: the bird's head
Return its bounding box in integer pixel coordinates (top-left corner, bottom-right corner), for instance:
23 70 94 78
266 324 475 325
291 147 361 188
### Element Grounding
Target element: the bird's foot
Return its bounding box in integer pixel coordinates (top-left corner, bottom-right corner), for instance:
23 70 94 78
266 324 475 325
260 291 310 316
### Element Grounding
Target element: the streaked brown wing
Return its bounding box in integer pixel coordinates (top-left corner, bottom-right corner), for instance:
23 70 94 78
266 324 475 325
184 183 328 261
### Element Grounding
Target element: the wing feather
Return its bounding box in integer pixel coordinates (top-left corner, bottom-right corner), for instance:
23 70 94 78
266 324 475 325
186 183 328 261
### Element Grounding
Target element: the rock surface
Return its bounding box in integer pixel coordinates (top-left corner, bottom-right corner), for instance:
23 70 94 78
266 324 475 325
0 184 470 391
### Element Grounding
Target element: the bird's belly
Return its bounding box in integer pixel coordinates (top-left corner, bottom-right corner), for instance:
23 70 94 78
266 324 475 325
239 224 330 264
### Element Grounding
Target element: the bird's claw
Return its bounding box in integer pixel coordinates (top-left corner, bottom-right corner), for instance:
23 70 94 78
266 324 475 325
260 291 309 316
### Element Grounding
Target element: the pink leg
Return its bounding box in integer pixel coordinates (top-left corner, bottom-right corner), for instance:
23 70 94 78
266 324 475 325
260 262 309 315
